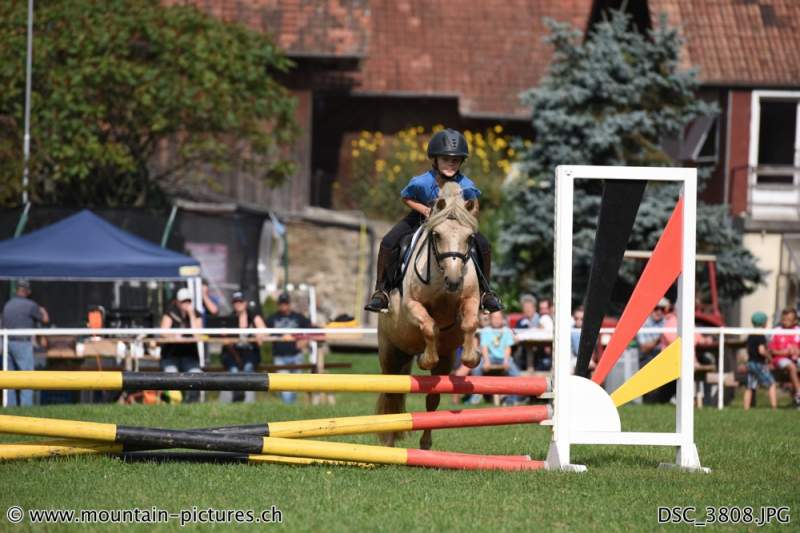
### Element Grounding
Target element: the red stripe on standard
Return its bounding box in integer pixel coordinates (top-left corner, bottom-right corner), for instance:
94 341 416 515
408 376 548 396
409 405 550 430
406 449 546 471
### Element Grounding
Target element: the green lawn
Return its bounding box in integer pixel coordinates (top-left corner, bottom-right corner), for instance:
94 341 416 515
0 353 797 532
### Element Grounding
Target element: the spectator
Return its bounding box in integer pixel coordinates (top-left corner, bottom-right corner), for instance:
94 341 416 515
570 306 584 369
637 297 673 403
265 292 311 404
743 311 777 410
160 287 202 403
514 294 539 370
660 297 714 404
470 310 521 405
537 298 554 331
1 280 49 407
221 291 267 403
200 278 220 324
516 294 539 328
768 307 800 407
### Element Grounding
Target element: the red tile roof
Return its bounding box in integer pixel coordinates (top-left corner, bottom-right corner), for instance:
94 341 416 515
649 0 800 86
354 0 594 118
175 0 593 119
169 0 370 58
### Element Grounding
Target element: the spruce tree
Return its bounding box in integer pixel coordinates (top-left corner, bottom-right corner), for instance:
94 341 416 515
497 10 762 311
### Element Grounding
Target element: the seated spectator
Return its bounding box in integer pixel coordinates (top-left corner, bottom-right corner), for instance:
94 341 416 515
637 298 673 403
743 311 777 410
513 294 539 370
768 307 800 407
160 288 202 403
221 291 267 403
470 310 521 405
265 292 311 405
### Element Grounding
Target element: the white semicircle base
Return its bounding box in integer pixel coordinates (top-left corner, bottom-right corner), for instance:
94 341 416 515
566 375 621 433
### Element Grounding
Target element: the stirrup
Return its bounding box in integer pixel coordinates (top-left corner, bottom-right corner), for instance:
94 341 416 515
480 291 503 313
364 290 389 313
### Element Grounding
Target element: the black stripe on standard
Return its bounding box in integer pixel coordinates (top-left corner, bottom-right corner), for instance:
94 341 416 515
121 372 269 391
120 424 270 452
116 426 264 454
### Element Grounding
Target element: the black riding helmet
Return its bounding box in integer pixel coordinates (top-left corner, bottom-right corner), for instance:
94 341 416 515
427 129 469 159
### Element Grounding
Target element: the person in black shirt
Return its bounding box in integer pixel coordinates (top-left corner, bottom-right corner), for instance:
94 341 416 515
159 287 202 403
222 291 267 403
265 292 311 404
743 311 777 410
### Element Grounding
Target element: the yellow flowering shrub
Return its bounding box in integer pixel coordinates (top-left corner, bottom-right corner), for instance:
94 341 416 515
336 125 516 222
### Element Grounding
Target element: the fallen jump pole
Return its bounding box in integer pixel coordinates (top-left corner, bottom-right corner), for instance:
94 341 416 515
0 405 550 461
0 439 373 467
0 371 550 396
0 411 546 470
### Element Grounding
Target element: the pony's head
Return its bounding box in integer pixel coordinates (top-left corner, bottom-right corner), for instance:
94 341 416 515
423 182 479 292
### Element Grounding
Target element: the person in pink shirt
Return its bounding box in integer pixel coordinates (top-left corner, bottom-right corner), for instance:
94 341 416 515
768 308 800 406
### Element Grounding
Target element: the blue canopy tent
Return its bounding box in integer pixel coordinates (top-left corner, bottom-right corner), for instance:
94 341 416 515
0 209 200 280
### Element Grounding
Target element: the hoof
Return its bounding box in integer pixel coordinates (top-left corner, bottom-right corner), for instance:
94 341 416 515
417 356 437 371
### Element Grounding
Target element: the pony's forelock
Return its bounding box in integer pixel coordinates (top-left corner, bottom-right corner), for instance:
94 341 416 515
424 182 478 233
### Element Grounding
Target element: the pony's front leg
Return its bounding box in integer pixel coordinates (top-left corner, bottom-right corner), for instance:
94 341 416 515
459 296 481 368
405 299 438 370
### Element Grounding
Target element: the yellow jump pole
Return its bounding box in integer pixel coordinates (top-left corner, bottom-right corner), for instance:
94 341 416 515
0 371 550 396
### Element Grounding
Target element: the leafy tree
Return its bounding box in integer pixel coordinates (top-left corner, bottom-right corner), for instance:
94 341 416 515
0 0 296 207
497 10 762 310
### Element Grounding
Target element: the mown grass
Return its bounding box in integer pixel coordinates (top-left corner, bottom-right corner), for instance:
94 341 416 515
0 352 797 532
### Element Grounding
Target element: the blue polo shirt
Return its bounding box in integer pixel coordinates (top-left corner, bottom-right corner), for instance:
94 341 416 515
400 170 480 205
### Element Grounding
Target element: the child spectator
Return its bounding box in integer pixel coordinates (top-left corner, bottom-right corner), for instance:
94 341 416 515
768 307 800 407
470 310 521 405
743 311 777 410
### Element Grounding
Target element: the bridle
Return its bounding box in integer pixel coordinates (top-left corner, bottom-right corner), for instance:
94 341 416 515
414 222 475 286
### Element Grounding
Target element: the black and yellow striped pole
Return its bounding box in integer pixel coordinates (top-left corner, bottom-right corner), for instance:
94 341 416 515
0 371 550 396
0 407 549 470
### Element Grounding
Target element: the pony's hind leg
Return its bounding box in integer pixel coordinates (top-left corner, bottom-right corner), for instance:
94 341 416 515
376 343 413 447
419 354 453 450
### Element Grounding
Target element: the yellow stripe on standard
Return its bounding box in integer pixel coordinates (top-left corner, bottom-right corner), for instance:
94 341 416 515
260 436 408 465
0 371 123 391
268 413 414 438
610 338 682 407
0 440 123 460
0 415 118 442
246 454 375 468
267 373 413 393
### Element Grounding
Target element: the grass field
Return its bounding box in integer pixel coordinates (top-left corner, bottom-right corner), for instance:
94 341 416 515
0 352 797 532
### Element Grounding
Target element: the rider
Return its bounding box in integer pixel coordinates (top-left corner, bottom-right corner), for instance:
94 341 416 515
364 128 503 314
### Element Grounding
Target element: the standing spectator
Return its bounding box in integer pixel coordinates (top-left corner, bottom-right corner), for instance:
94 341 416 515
470 310 521 405
570 306 585 369
200 278 220 324
743 312 777 410
1 280 49 407
265 292 311 404
535 298 554 370
160 287 202 403
221 291 267 403
768 307 800 407
637 297 673 403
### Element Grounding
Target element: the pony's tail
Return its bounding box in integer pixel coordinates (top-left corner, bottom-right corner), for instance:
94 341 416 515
376 392 408 445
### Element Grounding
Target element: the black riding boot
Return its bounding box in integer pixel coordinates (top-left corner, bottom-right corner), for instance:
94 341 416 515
365 246 396 313
474 244 503 313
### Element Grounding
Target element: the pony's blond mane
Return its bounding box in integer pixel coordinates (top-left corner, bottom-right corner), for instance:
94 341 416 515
423 181 478 233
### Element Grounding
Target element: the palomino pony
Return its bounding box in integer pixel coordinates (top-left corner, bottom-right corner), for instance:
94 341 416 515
376 181 482 449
